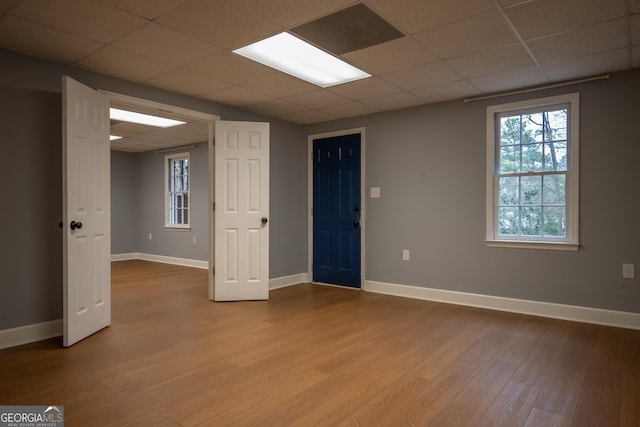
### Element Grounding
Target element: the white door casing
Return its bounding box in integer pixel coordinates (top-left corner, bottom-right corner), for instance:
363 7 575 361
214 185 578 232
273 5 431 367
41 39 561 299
62 76 111 347
214 121 269 301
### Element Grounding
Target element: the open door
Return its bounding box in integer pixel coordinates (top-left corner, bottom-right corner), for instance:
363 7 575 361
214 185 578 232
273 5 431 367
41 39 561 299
62 76 111 347
214 121 269 301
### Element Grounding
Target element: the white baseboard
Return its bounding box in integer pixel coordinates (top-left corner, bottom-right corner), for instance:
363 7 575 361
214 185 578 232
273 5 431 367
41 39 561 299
111 253 208 269
0 319 62 350
364 280 640 330
270 273 309 290
111 252 138 262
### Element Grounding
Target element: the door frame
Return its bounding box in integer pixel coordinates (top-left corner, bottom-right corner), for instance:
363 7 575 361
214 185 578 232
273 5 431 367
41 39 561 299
308 127 366 287
98 91 219 298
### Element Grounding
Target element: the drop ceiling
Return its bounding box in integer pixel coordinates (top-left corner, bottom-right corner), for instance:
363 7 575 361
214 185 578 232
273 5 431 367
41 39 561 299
109 100 209 153
1 0 638 132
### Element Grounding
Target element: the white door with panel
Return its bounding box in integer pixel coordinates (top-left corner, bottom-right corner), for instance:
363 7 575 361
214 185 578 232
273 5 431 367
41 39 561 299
62 76 111 347
214 121 269 301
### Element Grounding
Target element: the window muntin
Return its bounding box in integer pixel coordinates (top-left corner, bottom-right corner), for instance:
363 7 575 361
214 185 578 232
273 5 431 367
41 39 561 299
166 153 190 228
486 94 579 250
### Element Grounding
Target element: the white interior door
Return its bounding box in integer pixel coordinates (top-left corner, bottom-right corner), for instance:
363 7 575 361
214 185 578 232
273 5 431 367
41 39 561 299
62 76 111 347
214 121 269 301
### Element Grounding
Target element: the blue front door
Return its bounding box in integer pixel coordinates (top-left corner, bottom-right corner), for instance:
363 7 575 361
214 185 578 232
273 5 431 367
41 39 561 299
313 133 361 288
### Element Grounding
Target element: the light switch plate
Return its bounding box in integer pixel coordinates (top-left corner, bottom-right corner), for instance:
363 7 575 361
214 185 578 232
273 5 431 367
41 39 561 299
370 187 381 198
622 264 635 279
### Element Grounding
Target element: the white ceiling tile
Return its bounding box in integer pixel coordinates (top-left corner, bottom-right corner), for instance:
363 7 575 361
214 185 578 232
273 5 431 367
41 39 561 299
411 80 480 103
446 43 534 79
320 101 378 118
497 0 526 6
0 15 102 62
542 48 630 80
342 37 437 75
201 85 274 107
0 0 19 15
244 99 309 117
110 141 136 152
110 123 144 138
361 91 424 110
112 23 221 66
131 131 173 142
156 0 279 49
187 51 278 85
367 0 496 33
12 0 147 43
381 61 463 90
242 73 318 98
233 0 356 27
414 11 518 59
148 67 231 96
80 46 175 81
505 0 627 40
470 66 548 93
96 0 192 20
528 19 628 65
284 90 352 109
152 122 208 140
278 109 339 125
328 76 400 99
136 141 168 150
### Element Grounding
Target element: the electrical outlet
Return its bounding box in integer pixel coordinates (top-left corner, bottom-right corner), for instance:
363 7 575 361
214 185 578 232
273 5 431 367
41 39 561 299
370 187 381 198
148 233 152 240
403 249 410 261
193 236 197 244
622 264 635 279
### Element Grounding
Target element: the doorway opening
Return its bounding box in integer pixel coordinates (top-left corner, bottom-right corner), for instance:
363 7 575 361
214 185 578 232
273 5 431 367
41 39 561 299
104 91 219 299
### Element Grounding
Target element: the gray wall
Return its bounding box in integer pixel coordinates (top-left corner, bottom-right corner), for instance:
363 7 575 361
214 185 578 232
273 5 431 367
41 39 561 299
307 68 640 314
136 142 209 261
111 143 211 261
0 86 62 329
111 150 138 255
0 49 308 331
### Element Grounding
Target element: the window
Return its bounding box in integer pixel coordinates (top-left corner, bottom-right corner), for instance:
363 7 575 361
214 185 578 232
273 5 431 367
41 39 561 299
165 153 190 229
486 93 579 250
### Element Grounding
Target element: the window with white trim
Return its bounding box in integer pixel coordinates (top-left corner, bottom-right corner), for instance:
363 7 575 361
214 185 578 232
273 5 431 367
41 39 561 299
486 93 579 250
165 152 190 229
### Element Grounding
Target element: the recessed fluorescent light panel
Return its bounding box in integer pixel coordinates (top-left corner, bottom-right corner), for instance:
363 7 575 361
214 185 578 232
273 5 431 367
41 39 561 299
233 32 371 88
109 135 122 141
109 108 186 128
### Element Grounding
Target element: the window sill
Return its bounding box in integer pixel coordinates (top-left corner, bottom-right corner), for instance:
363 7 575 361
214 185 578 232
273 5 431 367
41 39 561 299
164 226 191 232
485 240 580 251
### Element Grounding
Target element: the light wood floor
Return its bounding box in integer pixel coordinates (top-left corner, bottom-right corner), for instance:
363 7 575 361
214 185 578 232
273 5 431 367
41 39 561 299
1 260 639 426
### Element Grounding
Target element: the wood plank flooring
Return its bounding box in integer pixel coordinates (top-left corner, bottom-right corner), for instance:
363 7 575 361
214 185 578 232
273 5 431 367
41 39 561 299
1 260 639 426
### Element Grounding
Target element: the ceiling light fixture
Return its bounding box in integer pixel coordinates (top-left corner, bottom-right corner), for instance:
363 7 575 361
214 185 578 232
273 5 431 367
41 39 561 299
233 32 371 88
110 135 123 141
109 108 186 128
